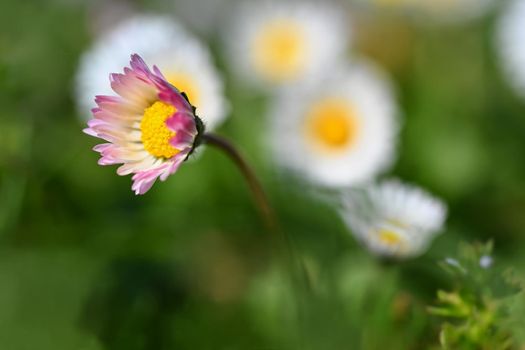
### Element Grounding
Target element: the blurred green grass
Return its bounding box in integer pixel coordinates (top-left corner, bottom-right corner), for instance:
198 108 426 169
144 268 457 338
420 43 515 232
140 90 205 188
1 0 525 349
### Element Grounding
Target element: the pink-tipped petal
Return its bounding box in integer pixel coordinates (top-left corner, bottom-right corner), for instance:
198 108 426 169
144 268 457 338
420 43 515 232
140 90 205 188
131 165 169 195
95 95 143 115
166 112 197 133
83 128 98 137
152 65 168 81
160 152 187 181
129 54 150 76
93 143 112 152
158 90 192 112
169 131 194 150
132 178 156 195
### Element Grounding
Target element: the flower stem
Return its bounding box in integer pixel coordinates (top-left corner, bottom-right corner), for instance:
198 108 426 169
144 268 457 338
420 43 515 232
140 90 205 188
202 133 276 231
203 132 312 345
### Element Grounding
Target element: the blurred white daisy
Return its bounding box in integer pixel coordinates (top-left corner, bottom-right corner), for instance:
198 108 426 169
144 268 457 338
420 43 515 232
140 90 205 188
76 15 228 130
270 60 398 187
496 0 525 99
225 1 349 87
340 179 447 258
360 0 495 23
167 0 240 36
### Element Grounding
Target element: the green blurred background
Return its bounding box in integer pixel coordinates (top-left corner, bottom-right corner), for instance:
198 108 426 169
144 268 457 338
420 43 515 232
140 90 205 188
1 0 524 349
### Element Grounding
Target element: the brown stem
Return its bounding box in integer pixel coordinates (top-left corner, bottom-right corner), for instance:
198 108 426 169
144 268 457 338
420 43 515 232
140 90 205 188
202 133 311 284
202 133 277 231
203 133 312 343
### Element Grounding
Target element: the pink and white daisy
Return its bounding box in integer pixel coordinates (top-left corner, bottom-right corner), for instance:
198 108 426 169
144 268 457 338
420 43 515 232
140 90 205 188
84 54 204 195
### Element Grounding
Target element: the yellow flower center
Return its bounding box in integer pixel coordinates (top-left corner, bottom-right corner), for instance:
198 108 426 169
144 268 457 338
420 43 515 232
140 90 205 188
377 229 403 246
166 72 201 106
140 101 179 159
252 19 307 83
305 98 359 152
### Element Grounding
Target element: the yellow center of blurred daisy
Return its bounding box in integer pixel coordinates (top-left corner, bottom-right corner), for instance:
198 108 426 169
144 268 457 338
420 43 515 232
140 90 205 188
140 101 179 159
167 73 201 106
305 99 359 152
377 229 403 246
252 20 306 82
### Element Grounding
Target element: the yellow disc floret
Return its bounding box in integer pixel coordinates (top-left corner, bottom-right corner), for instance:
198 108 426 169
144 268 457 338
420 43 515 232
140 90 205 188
305 98 359 152
377 229 403 246
141 101 179 159
252 19 307 82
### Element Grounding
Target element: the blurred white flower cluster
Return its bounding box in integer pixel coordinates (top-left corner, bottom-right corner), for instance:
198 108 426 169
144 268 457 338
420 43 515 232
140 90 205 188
223 1 447 259
76 1 449 259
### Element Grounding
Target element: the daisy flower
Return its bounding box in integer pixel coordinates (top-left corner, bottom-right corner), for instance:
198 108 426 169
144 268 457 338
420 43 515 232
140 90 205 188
168 0 239 36
496 0 525 99
225 1 349 87
84 54 204 195
270 60 398 187
76 15 228 131
340 179 447 258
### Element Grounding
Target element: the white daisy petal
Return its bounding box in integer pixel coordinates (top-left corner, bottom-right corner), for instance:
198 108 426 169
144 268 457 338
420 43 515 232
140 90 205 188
270 59 399 187
168 0 240 36
76 15 229 130
225 1 349 88
340 179 448 259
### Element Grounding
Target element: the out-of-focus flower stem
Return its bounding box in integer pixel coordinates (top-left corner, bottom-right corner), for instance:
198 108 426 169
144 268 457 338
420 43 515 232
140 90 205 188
202 133 277 231
203 133 312 341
